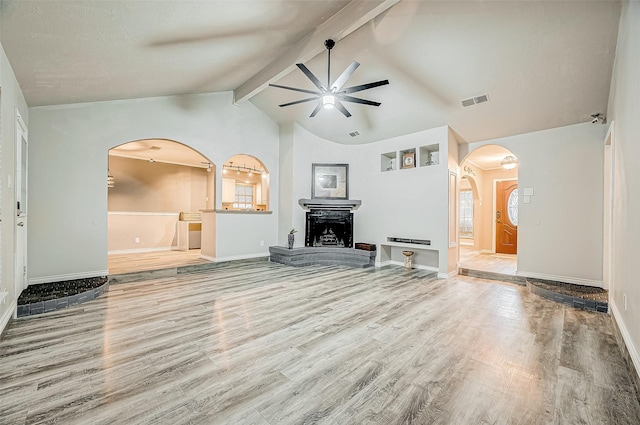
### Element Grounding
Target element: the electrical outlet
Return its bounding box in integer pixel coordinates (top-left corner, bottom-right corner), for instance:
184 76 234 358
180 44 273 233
259 240 265 247
623 293 627 311
135 237 140 243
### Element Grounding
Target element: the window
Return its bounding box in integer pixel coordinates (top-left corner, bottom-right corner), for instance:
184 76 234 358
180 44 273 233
460 190 474 237
507 189 518 226
233 184 254 209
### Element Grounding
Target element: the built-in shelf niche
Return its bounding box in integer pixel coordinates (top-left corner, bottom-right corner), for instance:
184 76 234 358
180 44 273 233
419 144 440 167
381 151 397 172
380 142 440 172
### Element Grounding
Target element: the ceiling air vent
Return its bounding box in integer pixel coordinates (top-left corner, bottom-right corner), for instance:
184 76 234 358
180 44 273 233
149 145 161 150
461 93 490 107
349 131 360 137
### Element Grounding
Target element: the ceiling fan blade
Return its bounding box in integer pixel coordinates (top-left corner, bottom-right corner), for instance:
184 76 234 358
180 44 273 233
341 79 389 94
309 103 323 118
331 61 360 91
335 101 352 118
269 83 321 96
340 95 381 107
296 63 326 91
279 97 319 108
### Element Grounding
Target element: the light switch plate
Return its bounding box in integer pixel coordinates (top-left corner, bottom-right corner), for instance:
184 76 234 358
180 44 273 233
523 187 534 196
524 195 531 204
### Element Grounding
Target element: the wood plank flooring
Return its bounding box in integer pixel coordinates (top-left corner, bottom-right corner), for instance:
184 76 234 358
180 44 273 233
459 245 518 275
108 249 210 275
1 262 639 424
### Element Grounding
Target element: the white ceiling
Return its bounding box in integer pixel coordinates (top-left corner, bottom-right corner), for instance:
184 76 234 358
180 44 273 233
0 0 621 146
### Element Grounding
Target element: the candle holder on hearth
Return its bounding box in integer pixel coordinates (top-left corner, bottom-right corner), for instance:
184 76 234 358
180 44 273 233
402 250 414 269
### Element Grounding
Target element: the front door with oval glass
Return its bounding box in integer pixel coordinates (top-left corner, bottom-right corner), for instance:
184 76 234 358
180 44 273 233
496 181 518 254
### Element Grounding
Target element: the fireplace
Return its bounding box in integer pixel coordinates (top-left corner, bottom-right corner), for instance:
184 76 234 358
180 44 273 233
305 210 353 248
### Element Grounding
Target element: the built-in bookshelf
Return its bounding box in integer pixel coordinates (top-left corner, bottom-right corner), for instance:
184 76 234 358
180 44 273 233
380 143 440 172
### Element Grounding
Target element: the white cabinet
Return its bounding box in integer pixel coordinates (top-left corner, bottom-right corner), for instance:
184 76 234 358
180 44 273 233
222 178 236 203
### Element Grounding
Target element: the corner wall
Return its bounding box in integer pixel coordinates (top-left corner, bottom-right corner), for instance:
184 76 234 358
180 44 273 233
288 124 454 275
0 43 29 333
606 0 640 383
466 122 606 286
27 93 280 282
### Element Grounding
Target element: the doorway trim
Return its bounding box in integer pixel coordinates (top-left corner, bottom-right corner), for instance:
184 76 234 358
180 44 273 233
15 109 28 296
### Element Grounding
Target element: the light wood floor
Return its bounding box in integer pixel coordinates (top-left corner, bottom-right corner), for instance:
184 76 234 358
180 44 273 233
108 249 211 275
1 263 638 424
459 245 518 275
109 247 516 278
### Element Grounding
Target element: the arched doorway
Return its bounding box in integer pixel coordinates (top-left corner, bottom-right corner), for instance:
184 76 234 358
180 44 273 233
107 139 215 275
221 154 270 211
458 145 518 275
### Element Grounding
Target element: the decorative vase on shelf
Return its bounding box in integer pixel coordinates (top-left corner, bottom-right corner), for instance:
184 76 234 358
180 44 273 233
288 229 297 249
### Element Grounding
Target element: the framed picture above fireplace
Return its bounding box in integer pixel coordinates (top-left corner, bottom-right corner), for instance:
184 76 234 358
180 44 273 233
311 163 349 199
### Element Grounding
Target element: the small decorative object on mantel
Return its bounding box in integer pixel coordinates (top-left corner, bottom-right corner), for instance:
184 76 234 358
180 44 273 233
288 228 297 249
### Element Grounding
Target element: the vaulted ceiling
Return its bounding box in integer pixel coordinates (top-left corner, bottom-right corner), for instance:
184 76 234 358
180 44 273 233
0 0 621 145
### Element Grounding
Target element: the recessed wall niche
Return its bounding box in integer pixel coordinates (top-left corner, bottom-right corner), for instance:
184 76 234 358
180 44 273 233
381 151 397 172
419 144 440 166
380 143 440 173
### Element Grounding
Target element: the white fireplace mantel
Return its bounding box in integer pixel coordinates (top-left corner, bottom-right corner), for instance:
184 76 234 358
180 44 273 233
298 199 361 211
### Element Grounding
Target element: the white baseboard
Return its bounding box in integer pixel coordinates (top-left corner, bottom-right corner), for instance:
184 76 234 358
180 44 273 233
201 252 269 263
516 271 603 288
479 249 494 254
108 247 174 255
28 270 109 286
0 300 17 335
610 300 640 383
375 260 440 274
438 270 458 279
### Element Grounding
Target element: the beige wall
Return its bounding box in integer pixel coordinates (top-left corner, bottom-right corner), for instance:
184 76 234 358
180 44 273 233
479 168 518 252
107 156 212 252
459 162 517 252
108 155 211 212
108 213 178 252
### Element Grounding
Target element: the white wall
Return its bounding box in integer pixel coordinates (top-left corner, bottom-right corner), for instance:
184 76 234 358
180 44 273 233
27 92 280 282
606 0 640 379
285 123 453 274
278 123 295 246
467 122 607 286
0 43 29 332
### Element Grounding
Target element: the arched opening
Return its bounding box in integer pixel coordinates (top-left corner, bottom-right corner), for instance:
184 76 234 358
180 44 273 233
221 154 270 211
107 139 215 274
459 145 518 276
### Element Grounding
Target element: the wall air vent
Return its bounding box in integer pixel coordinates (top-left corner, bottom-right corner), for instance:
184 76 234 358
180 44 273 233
461 93 490 107
349 131 360 137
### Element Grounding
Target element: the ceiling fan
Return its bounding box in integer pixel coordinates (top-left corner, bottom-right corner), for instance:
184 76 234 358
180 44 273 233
269 39 389 118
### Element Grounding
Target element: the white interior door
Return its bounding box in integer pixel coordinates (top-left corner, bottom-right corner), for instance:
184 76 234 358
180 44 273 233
15 111 28 294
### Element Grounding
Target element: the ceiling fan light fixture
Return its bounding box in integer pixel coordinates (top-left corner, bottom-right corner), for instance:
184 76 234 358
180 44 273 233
501 155 518 170
269 39 389 118
322 95 335 109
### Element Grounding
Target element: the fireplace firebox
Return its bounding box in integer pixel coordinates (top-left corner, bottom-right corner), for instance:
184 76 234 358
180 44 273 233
305 210 353 248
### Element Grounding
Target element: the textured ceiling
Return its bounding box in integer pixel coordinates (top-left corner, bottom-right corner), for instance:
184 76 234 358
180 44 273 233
0 0 622 145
